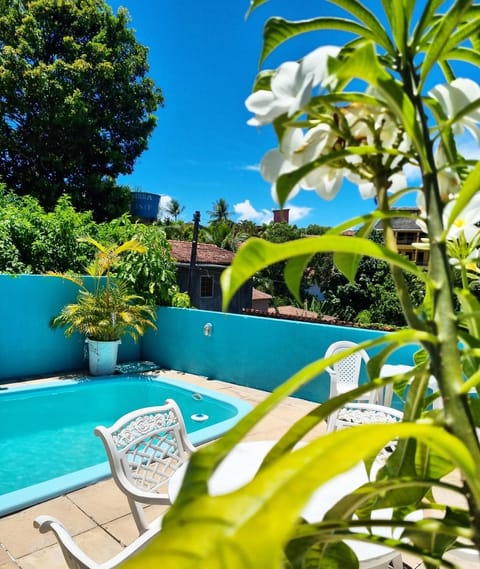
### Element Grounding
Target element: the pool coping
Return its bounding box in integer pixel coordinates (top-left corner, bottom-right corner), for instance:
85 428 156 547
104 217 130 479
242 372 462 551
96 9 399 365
0 373 253 517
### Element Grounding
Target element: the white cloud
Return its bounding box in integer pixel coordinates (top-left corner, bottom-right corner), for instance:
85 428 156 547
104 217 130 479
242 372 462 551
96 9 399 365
241 164 261 172
288 205 313 223
157 195 172 220
234 199 273 223
233 200 312 224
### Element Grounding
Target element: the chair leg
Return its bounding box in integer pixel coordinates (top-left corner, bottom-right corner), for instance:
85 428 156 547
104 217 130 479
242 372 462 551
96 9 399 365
128 497 150 534
390 553 403 569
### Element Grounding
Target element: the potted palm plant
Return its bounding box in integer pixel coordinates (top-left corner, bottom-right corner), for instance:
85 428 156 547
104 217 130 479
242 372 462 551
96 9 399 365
50 237 157 375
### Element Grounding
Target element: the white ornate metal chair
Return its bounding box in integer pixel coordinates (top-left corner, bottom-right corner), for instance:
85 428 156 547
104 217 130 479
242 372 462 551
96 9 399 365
94 398 196 534
34 515 160 569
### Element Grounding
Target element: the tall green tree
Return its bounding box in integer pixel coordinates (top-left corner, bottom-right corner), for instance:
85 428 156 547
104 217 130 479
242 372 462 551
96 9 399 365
165 198 185 221
207 198 232 224
0 0 163 220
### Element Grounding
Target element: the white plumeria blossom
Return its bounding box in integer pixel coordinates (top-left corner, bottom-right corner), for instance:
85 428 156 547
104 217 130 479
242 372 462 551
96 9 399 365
444 192 480 242
297 123 345 200
429 78 480 143
417 191 480 245
260 124 346 202
245 45 340 126
260 128 305 203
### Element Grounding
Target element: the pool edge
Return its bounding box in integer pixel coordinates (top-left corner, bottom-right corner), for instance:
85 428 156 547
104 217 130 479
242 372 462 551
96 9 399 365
0 373 253 517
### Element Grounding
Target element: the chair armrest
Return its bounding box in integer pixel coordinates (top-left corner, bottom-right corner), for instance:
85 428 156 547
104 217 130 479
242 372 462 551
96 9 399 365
34 515 162 569
34 516 101 569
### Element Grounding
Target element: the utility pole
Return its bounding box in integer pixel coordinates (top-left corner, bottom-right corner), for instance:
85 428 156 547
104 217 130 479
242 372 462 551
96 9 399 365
187 211 201 298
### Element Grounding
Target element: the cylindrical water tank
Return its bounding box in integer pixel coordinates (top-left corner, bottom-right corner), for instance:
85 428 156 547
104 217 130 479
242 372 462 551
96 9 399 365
131 192 161 221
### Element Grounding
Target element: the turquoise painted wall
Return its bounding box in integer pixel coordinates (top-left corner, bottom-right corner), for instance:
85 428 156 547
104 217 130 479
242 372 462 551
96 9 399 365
0 275 140 381
142 308 416 403
0 276 416 402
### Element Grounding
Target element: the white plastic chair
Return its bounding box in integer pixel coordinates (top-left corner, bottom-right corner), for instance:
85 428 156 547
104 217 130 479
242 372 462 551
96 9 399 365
34 515 160 569
325 341 378 403
94 399 196 534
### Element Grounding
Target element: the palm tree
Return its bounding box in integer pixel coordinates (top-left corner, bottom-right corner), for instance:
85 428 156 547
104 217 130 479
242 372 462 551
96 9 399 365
166 198 185 221
208 198 231 224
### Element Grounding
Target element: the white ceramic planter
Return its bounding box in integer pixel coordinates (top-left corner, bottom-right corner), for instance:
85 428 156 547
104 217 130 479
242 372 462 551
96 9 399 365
85 338 121 376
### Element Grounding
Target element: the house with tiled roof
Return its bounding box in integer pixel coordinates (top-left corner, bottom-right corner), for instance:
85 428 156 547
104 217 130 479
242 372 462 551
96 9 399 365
169 240 252 314
375 207 429 266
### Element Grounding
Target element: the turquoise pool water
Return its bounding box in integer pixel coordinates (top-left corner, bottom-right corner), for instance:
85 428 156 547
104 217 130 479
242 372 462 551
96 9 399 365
0 375 252 516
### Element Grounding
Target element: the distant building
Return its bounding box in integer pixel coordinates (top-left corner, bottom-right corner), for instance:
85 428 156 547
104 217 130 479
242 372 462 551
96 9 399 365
169 240 252 314
273 209 290 223
251 288 272 312
376 207 429 266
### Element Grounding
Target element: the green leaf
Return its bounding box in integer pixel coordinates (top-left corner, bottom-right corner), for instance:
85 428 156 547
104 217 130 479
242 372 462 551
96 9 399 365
221 236 425 312
419 0 472 89
328 0 394 53
284 254 312 303
123 423 478 569
444 46 480 68
259 17 384 66
245 0 270 19
411 0 447 49
332 219 377 285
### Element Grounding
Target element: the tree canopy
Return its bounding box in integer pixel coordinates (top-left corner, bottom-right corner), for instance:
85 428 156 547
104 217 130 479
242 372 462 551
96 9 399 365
0 0 163 220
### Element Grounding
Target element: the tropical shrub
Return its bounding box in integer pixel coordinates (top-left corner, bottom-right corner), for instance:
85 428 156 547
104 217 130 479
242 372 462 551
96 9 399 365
50 238 157 342
0 191 183 307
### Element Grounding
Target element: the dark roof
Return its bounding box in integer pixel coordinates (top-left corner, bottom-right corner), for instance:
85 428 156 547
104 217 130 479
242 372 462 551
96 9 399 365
169 240 235 266
375 208 424 231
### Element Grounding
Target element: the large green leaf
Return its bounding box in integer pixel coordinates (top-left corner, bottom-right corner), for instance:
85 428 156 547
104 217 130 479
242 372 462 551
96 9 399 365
258 17 384 66
221 236 425 311
419 0 472 89
387 0 409 54
328 0 394 53
123 423 477 569
411 0 448 49
445 46 480 67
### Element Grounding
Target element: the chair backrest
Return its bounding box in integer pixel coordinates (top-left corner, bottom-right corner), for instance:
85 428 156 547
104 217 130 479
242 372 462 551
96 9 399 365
324 341 373 402
94 398 195 533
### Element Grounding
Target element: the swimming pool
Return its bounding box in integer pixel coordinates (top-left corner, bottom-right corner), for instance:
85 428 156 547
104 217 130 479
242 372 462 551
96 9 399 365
0 374 252 516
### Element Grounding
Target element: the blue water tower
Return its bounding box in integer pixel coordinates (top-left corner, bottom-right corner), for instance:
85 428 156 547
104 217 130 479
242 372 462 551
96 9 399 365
131 192 161 222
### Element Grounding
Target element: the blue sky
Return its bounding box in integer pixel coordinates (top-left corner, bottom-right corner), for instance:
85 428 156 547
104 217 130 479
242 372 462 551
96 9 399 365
108 1 478 228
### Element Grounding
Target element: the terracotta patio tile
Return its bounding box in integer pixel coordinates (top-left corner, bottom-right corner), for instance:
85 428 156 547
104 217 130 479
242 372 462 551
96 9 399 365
67 478 131 525
103 504 168 546
0 547 16 569
18 527 124 569
0 496 95 559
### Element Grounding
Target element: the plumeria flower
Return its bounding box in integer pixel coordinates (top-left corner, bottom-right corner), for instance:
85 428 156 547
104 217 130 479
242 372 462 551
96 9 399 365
346 171 407 199
434 144 462 201
260 128 305 203
297 123 345 200
260 124 346 202
429 78 480 142
417 191 480 244
245 45 340 126
444 192 480 242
